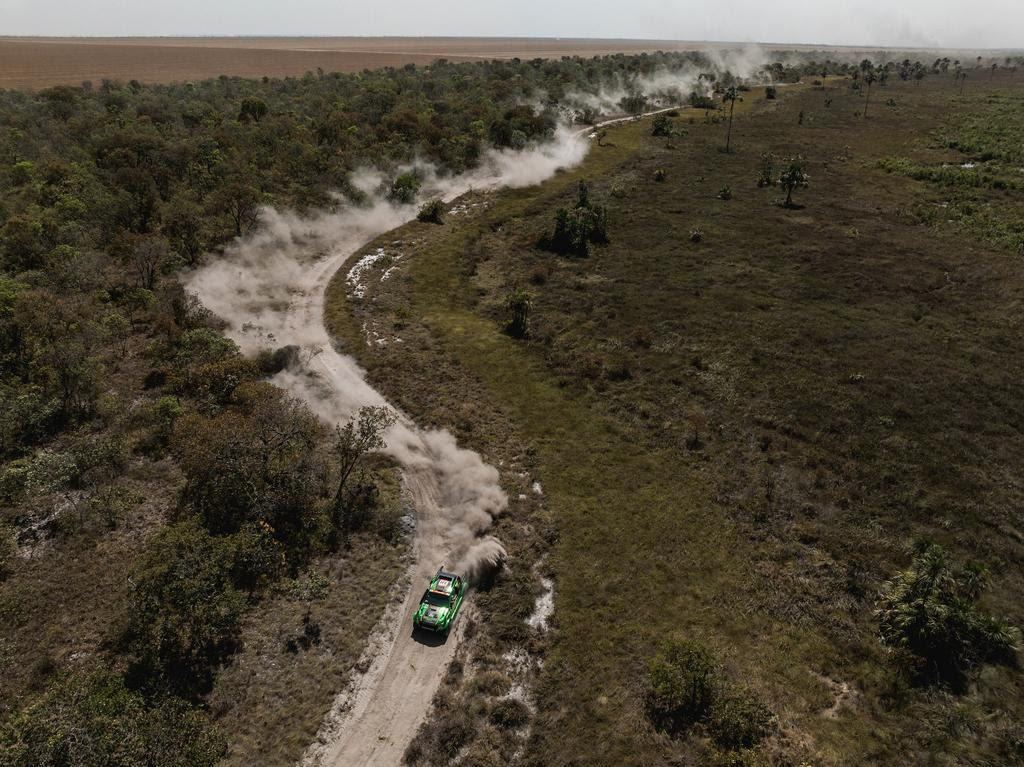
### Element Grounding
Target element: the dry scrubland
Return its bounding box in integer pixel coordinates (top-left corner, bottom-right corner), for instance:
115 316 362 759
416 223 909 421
328 72 1024 765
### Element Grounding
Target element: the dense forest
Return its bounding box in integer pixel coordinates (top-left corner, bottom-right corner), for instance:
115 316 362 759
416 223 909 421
1 48 1021 764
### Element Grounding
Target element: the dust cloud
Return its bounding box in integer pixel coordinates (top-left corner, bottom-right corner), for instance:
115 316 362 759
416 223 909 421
185 127 598 579
186 53 766 577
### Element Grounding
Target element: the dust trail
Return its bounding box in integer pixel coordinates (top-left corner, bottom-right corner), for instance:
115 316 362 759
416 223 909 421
559 45 771 116
185 128 590 576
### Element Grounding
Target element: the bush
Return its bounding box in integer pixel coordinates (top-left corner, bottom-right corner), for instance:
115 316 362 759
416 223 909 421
123 520 248 696
505 288 532 339
646 638 719 731
651 112 673 136
417 198 444 224
689 92 717 110
489 697 530 729
0 670 225 766
876 542 1020 685
718 186 732 200
0 522 14 578
389 171 421 204
689 228 704 243
764 85 777 99
538 181 609 257
708 690 775 750
654 168 667 182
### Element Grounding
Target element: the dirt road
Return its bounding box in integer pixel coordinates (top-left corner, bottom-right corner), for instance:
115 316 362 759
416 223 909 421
305 468 465 766
188 105 679 767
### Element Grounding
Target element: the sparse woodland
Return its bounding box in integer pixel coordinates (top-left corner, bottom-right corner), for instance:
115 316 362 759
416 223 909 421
1 49 1023 766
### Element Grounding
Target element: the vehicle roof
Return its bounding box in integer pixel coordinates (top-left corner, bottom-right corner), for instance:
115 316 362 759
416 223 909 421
430 571 459 595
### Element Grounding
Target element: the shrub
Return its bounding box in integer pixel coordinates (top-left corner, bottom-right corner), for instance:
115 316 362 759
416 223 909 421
689 92 717 110
718 186 732 200
0 522 14 578
388 171 421 204
417 198 444 224
646 638 719 731
538 182 609 257
490 697 530 729
709 690 775 750
651 112 673 136
764 85 777 99
654 168 667 182
505 288 532 339
689 228 704 243
0 670 226 767
876 542 1020 685
122 520 247 696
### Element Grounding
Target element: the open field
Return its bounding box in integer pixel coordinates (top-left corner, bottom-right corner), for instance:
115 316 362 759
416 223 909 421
0 37 689 89
326 72 1024 765
1 36 1018 90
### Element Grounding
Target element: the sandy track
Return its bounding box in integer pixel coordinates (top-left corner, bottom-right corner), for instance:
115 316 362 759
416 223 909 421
296 106 683 767
308 468 465 766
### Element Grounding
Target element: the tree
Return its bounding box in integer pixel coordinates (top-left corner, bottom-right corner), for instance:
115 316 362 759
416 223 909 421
173 382 327 561
876 543 1019 686
779 156 809 208
619 92 648 115
163 197 206 267
130 235 169 290
237 97 268 123
505 287 532 339
722 86 739 152
389 171 421 204
122 520 248 696
863 67 877 117
213 177 261 237
329 405 396 544
646 638 719 732
102 312 132 357
650 112 673 136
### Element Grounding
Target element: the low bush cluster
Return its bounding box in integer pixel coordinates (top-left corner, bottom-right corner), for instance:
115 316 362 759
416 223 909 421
538 180 610 258
646 638 775 754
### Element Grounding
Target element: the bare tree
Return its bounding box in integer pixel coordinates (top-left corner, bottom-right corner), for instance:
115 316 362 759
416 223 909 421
131 236 169 290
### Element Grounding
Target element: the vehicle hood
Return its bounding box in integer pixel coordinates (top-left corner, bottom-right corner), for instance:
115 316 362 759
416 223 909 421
417 604 449 624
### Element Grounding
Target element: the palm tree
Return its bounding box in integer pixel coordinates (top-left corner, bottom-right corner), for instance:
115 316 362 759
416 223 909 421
722 86 739 152
863 68 877 117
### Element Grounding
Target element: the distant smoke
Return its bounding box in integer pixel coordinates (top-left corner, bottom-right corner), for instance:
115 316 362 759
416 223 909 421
185 128 597 579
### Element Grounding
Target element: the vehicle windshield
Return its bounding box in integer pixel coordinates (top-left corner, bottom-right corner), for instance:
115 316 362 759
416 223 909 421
425 592 450 607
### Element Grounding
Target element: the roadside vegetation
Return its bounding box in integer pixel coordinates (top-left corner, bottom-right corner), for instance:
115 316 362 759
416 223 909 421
325 66 1024 765
2 47 1022 765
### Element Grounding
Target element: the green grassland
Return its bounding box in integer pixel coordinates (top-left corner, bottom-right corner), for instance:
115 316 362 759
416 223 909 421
326 72 1024 765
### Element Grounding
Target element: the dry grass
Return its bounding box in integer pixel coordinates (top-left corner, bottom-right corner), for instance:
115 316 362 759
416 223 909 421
209 512 408 766
323 73 1024 765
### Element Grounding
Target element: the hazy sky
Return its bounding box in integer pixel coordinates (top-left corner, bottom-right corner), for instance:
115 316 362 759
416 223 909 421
1 0 1020 50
